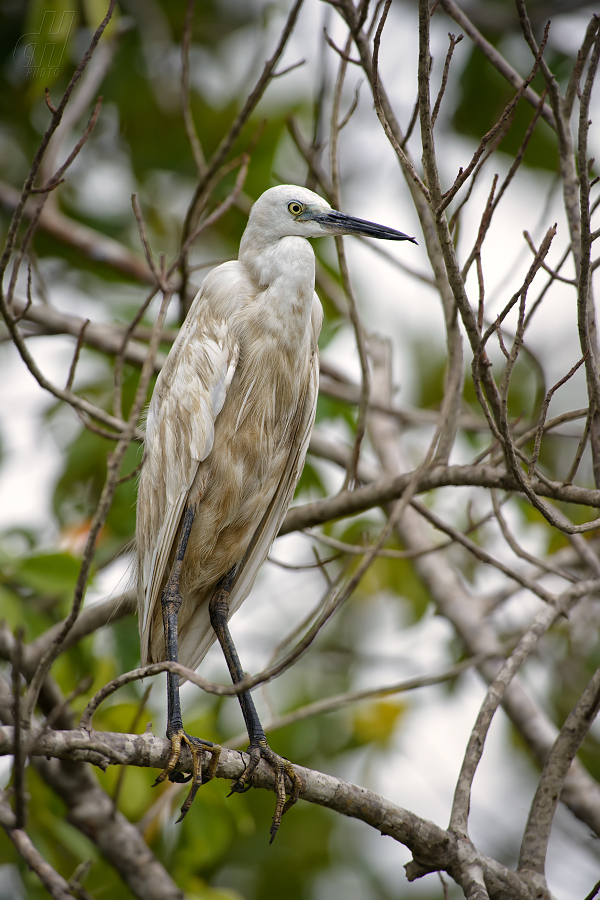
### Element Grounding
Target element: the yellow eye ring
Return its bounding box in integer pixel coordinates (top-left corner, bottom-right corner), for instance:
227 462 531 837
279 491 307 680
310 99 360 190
288 201 303 215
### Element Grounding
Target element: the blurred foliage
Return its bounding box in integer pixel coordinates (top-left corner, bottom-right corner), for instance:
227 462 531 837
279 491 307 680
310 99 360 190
0 0 599 898
453 57 560 172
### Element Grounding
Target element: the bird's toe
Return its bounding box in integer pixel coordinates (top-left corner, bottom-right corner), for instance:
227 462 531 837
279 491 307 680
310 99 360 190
230 739 302 842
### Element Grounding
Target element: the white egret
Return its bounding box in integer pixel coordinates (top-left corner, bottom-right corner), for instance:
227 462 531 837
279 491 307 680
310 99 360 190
136 184 416 838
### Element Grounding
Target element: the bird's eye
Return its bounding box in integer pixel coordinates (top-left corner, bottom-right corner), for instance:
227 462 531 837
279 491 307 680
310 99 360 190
288 201 304 216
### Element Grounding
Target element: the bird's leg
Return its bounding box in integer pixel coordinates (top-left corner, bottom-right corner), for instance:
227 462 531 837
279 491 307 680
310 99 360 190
153 506 221 822
209 569 302 842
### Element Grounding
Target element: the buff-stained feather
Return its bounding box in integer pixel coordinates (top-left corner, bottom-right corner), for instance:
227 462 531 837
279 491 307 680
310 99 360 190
136 235 323 672
135 183 415 684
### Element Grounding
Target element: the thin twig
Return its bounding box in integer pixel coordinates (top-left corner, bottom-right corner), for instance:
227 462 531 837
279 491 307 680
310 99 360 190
24 276 174 724
179 0 305 306
65 319 89 391
111 685 152 812
491 491 576 583
225 648 507 748
439 24 550 213
372 0 431 200
431 33 463 127
449 580 600 837
0 0 117 290
518 662 600 875
527 354 589 483
181 0 206 177
329 31 371 490
565 411 592 485
11 628 26 829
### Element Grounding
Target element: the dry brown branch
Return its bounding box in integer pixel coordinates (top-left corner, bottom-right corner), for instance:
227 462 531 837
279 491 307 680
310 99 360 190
410 499 555 603
64 319 89 392
518 663 600 877
523 230 577 285
329 31 371 490
527 354 589 483
173 154 250 272
439 0 555 129
23 282 173 725
0 793 75 900
371 0 431 200
490 490 577 583
4 95 104 316
565 411 592 484
181 0 206 177
0 180 153 283
280 462 600 536
0 0 117 289
461 91 548 280
486 226 600 533
431 33 463 127
576 29 600 487
225 649 507 749
111 685 152 812
323 28 361 64
0 725 547 900
564 16 600 119
449 579 600 837
438 24 550 213
10 628 25 830
0 654 182 900
367 336 600 839
179 0 305 309
334 0 466 467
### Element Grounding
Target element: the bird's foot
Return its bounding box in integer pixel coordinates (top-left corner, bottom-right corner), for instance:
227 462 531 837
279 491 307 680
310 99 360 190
153 730 221 823
229 739 302 843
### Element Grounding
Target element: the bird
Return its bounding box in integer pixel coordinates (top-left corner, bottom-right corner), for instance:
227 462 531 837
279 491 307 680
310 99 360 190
136 184 416 839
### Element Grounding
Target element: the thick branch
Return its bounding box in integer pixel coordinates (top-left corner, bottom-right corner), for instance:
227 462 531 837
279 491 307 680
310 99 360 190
0 725 538 900
280 464 600 535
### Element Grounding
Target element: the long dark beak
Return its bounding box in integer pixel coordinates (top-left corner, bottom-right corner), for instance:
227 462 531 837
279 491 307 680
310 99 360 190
315 210 417 244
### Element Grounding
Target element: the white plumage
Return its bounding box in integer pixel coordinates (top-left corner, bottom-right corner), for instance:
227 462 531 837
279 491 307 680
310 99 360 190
134 184 415 832
136 186 326 674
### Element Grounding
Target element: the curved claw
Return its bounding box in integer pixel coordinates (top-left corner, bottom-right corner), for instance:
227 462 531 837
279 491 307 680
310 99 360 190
228 739 302 842
228 782 252 796
154 730 221 822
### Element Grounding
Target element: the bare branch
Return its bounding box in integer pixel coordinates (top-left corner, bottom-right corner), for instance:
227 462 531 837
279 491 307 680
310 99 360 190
519 663 600 876
225 648 508 749
449 580 600 837
0 0 117 289
280 461 600 536
527 354 589 483
0 724 547 900
10 628 26 829
439 24 550 214
0 793 75 900
439 0 555 129
431 33 463 127
181 0 206 177
23 280 173 724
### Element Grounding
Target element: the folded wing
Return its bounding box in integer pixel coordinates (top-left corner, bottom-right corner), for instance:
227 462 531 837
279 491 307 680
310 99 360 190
176 294 323 672
137 298 239 665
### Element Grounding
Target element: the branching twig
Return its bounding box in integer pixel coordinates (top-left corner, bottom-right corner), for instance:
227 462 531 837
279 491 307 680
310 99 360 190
518 663 600 875
431 33 463 127
449 580 600 837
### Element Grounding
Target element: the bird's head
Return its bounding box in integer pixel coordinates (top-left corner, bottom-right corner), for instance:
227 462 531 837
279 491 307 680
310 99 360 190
246 184 417 244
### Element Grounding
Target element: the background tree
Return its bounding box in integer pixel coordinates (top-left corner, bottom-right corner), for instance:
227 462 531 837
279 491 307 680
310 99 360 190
0 1 600 898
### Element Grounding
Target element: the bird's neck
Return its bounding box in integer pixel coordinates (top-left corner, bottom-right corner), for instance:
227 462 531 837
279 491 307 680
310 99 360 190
238 233 315 350
240 233 315 293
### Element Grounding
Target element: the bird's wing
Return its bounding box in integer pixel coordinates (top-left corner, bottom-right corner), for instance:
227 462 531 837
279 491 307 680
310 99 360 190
177 294 323 672
137 292 239 663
